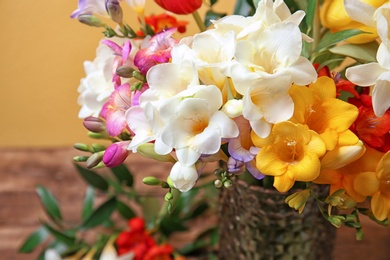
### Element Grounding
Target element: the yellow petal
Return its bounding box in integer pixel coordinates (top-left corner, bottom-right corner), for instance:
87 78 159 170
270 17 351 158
310 76 336 100
273 174 295 193
371 192 390 221
376 151 390 179
256 147 287 176
337 130 359 146
288 152 322 182
289 84 316 124
321 99 358 132
354 172 380 196
307 131 327 157
321 141 366 169
319 128 339 151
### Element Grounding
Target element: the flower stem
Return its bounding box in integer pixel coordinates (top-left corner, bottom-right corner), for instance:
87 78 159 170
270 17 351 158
192 10 206 32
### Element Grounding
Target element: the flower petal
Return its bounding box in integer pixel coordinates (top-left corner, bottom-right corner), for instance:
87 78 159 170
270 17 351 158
372 71 390 117
346 63 386 86
371 192 390 221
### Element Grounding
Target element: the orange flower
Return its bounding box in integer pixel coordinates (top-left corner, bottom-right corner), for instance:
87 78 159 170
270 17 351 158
145 13 188 34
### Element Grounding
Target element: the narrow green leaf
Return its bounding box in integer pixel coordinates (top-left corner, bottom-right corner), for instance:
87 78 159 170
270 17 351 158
75 163 109 191
116 200 136 220
81 197 117 229
19 226 49 253
42 223 76 246
314 29 366 53
110 164 133 188
82 186 95 220
36 185 62 222
329 41 378 63
305 0 317 31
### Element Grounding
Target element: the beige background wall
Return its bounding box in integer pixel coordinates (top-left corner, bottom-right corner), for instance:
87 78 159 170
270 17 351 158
0 1 235 147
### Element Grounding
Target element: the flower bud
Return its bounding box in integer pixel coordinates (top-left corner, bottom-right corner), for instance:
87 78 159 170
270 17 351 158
83 116 106 133
73 156 89 162
103 141 130 168
142 176 162 186
214 179 223 188
106 0 123 24
222 99 243 118
116 66 135 78
77 14 105 27
164 192 173 201
137 143 176 163
86 151 104 168
328 215 345 228
74 143 91 152
91 143 106 152
285 189 311 214
223 180 232 188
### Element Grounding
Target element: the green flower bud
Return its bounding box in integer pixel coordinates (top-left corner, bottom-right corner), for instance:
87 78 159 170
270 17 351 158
78 14 105 27
116 66 135 78
73 156 89 162
214 179 223 188
74 143 91 152
164 192 173 201
328 215 345 228
86 151 104 168
132 71 146 82
142 176 161 186
137 143 176 163
91 143 106 152
224 180 232 188
285 189 311 214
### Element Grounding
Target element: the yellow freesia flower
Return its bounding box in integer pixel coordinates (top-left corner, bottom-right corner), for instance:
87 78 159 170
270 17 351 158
290 76 358 151
252 121 326 192
354 150 390 221
314 146 383 203
320 0 387 43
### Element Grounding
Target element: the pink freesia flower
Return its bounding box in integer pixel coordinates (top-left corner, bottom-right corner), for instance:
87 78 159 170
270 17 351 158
134 28 178 75
103 141 131 167
102 39 134 87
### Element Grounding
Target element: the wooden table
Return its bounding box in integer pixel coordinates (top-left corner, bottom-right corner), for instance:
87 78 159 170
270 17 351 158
0 148 389 259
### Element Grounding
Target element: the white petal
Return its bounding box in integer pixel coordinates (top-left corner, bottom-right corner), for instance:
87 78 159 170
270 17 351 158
191 124 222 155
283 56 317 85
377 43 390 70
262 92 294 123
250 119 272 138
372 71 390 117
344 0 376 27
346 63 386 86
170 162 198 192
176 148 201 166
210 111 239 138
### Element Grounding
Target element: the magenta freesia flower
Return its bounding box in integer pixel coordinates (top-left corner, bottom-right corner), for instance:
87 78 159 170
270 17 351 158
134 28 179 75
103 141 131 167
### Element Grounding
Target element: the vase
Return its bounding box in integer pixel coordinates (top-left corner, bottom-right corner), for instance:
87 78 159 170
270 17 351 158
218 180 336 260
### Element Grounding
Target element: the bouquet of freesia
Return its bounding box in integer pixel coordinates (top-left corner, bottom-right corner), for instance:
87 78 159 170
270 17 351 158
23 0 390 258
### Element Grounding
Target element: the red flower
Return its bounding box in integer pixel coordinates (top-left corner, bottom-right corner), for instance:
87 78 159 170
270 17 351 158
144 244 174 260
154 0 202 15
349 94 390 152
116 217 156 259
145 13 188 33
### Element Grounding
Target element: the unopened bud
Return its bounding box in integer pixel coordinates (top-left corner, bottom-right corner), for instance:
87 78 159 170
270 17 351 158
88 132 109 139
164 192 173 201
132 71 146 82
86 151 104 168
78 14 105 27
116 66 135 78
214 179 223 188
73 156 89 162
106 0 123 24
83 117 106 133
131 82 143 91
74 143 91 152
222 99 243 118
328 215 345 228
137 143 176 163
91 144 106 152
223 180 232 188
142 176 161 186
103 142 130 167
285 189 311 214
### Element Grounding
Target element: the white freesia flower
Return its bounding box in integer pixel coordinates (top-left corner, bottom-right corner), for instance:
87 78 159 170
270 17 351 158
124 0 145 13
170 162 198 192
345 2 390 117
77 38 128 118
159 85 239 166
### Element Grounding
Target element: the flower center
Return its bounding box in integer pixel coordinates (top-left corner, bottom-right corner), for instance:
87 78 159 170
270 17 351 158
190 114 208 135
276 138 304 163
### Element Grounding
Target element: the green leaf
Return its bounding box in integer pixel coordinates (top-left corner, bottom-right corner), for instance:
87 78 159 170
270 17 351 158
75 163 109 191
36 185 62 222
82 186 95 220
81 197 117 229
305 0 317 31
19 226 49 253
314 29 366 53
116 200 136 220
140 196 161 227
160 216 188 237
110 164 133 188
42 223 76 246
329 41 378 63
184 203 209 220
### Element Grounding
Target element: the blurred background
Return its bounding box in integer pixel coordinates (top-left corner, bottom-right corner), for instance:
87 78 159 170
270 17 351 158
0 0 234 148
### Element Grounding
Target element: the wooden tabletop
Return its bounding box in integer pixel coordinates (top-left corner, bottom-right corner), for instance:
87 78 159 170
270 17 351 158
0 148 389 259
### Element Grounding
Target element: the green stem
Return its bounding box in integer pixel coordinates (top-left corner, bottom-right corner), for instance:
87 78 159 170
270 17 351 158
192 10 206 32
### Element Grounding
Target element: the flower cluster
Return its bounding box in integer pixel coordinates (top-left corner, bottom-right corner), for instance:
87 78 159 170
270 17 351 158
72 0 390 229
